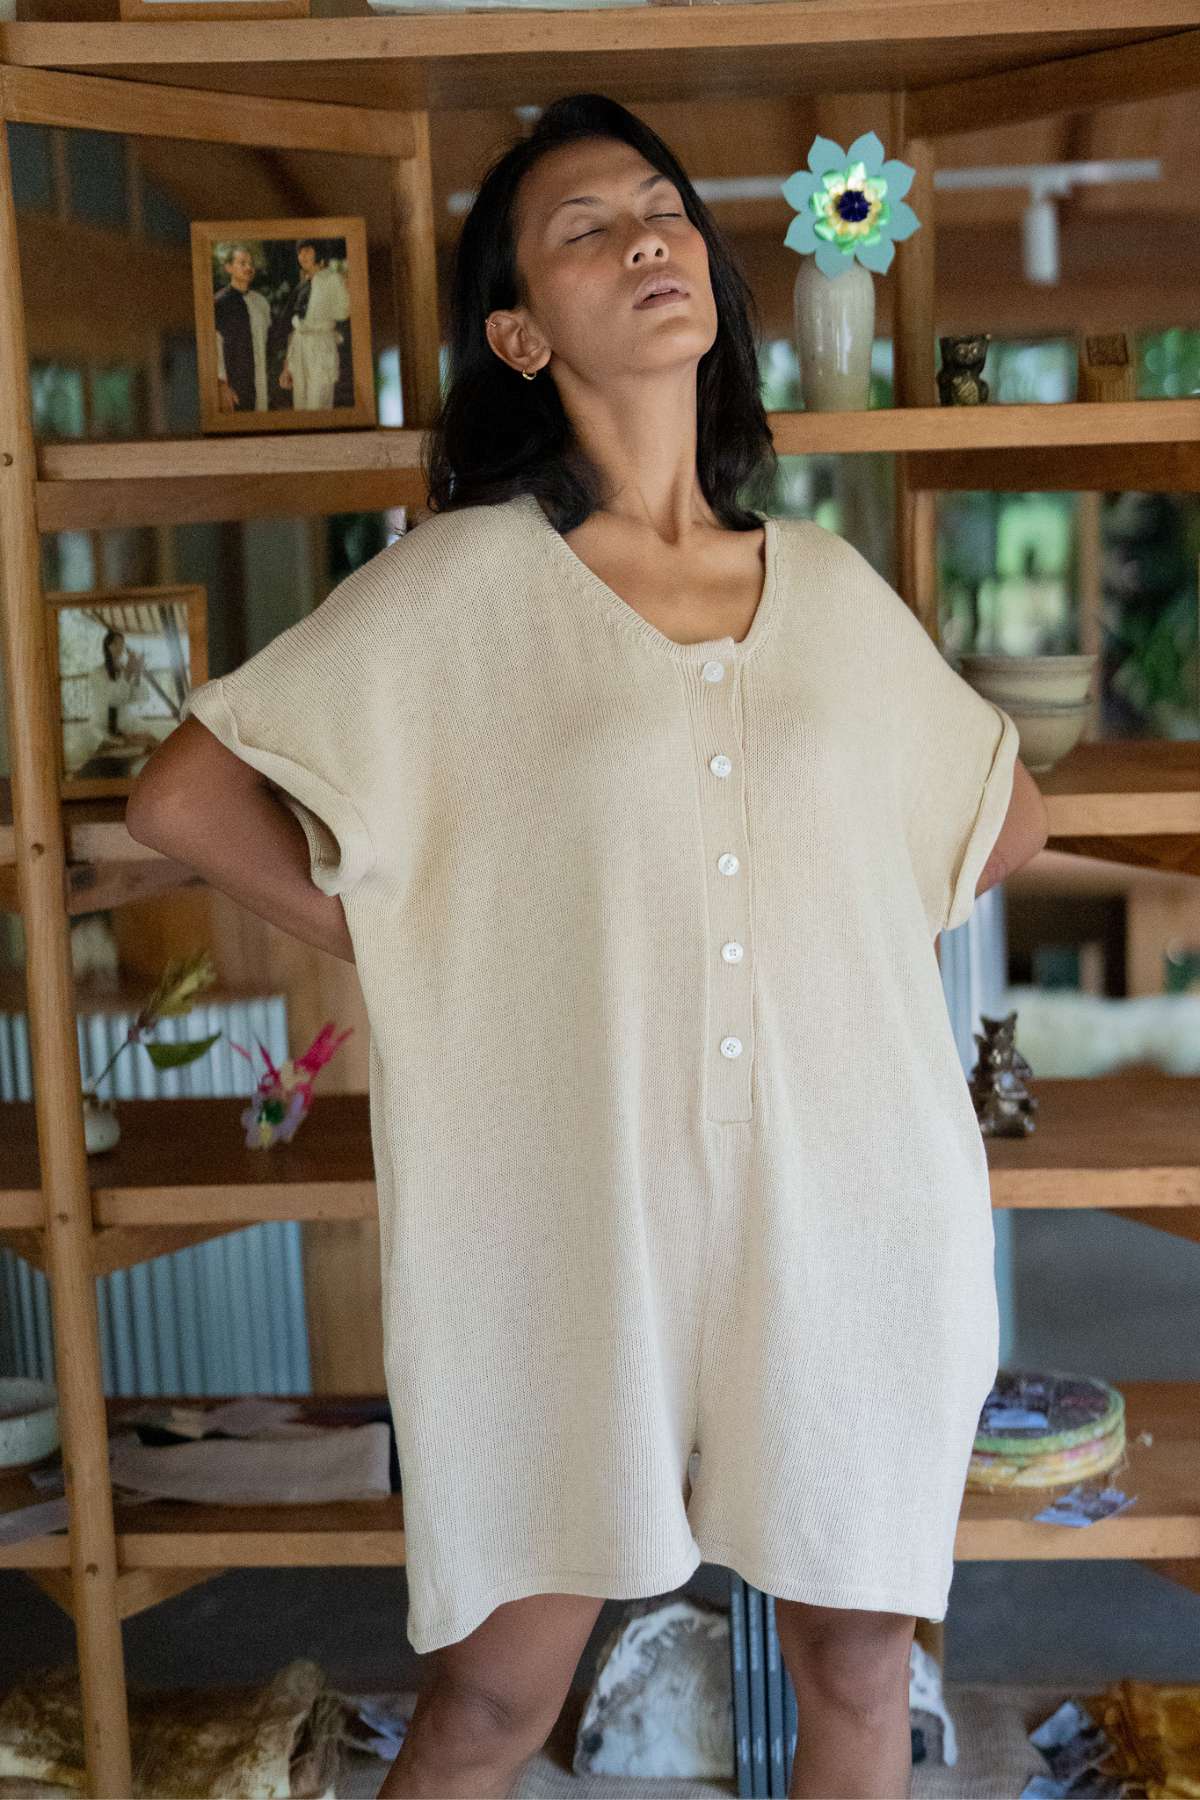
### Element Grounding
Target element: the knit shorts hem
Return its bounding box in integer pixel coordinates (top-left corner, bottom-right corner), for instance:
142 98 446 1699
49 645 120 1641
407 1541 706 1656
693 1532 949 1624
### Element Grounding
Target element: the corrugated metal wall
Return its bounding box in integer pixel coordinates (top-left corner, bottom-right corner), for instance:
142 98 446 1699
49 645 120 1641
0 995 312 1396
941 886 1015 1368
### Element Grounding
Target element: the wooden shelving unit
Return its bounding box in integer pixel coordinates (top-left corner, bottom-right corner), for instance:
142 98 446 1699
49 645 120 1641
0 4 1198 1791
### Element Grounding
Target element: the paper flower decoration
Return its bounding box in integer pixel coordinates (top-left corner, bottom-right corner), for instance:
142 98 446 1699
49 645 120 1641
232 1020 353 1149
83 950 221 1102
782 131 920 279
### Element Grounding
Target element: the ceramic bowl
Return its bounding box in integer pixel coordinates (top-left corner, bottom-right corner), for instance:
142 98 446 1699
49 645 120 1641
0 1376 61 1468
994 699 1090 773
959 652 1096 709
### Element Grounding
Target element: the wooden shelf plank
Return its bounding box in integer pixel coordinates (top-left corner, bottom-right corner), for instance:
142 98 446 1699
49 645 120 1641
31 404 1200 530
957 1381 1200 1562
985 1072 1200 1211
1039 740 1200 839
0 1487 407 1571
5 1074 1200 1230
0 7 1191 111
908 441 1200 492
4 1381 1196 1570
0 1094 377 1229
38 430 424 481
37 429 426 529
0 1393 406 1572
770 400 1200 456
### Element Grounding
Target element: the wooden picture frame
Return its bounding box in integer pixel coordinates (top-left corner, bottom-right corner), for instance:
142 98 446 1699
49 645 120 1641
47 585 209 801
191 217 376 434
119 0 308 20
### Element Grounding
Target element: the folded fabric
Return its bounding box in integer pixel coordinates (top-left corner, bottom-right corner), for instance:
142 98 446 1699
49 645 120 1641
107 1422 391 1505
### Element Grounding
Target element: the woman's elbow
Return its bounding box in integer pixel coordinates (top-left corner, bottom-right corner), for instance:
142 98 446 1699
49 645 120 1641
125 721 208 851
126 755 182 853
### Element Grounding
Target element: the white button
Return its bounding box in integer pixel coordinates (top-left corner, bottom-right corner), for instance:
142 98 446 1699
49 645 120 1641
720 1036 743 1058
702 660 725 683
717 852 740 875
721 942 744 963
709 753 732 778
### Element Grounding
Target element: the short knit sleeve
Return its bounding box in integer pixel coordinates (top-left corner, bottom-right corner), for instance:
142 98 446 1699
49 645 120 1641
883 583 1020 936
181 579 378 900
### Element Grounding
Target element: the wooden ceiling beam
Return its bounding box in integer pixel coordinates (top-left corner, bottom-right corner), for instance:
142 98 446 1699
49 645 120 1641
0 64 414 157
908 24 1200 136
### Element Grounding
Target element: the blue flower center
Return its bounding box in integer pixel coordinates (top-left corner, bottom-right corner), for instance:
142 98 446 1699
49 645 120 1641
835 188 871 223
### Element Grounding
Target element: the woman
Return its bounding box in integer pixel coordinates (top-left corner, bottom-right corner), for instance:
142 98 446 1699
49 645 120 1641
279 239 351 411
128 93 1048 1800
76 627 156 779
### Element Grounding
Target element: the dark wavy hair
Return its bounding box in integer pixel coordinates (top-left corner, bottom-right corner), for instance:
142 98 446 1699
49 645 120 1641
421 92 777 532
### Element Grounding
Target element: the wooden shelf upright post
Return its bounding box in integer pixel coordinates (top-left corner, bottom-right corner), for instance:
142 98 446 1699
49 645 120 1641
0 106 134 1800
889 94 938 630
0 65 425 1791
389 107 442 434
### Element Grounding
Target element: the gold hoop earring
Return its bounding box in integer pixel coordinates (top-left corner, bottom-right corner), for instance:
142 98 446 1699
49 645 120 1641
522 367 537 380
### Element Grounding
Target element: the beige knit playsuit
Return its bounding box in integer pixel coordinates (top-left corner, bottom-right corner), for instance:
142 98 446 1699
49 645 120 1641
181 488 1018 1654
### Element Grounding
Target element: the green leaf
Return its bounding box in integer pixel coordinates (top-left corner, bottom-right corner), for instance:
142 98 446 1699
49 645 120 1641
144 1032 222 1070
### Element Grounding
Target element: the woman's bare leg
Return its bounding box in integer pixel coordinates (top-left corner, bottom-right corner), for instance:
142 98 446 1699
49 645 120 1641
377 1591 606 1799
774 1597 917 1800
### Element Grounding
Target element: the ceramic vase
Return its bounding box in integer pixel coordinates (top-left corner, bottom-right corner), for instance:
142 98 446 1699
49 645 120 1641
792 256 875 411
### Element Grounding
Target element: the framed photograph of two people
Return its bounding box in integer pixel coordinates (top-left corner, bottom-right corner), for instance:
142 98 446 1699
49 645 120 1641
191 217 376 433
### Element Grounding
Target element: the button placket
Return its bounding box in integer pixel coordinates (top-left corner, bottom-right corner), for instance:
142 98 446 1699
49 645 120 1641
688 650 754 1123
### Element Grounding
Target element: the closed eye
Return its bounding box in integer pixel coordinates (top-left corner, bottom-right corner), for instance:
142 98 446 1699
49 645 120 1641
566 212 683 243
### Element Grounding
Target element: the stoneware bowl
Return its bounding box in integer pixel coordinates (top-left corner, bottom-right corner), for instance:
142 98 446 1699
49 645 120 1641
0 1376 60 1468
959 653 1097 774
997 703 1092 774
959 652 1096 708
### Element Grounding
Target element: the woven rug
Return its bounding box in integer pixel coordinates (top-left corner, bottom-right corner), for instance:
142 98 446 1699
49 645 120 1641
336 1682 1067 1798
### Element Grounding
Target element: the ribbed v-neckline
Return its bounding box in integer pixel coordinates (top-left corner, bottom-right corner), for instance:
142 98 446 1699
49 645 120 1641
519 489 780 664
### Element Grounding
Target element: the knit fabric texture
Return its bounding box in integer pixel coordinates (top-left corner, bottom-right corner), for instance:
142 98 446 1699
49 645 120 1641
181 489 1019 1652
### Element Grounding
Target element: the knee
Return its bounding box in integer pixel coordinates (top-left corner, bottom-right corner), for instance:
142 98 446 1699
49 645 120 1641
419 1666 556 1762
776 1605 915 1718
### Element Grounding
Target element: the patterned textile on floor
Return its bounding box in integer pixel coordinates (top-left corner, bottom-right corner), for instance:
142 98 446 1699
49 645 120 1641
1087 1678 1200 1798
0 1655 344 1797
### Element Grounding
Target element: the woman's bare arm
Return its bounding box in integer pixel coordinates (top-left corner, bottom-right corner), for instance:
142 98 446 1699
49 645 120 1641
125 717 356 963
975 754 1049 905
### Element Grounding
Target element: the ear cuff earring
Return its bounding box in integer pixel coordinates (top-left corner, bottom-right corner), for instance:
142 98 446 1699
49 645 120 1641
485 318 538 379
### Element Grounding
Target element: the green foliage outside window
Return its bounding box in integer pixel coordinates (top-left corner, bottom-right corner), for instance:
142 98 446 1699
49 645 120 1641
757 329 1199 737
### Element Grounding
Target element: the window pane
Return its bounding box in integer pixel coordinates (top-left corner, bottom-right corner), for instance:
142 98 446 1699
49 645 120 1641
90 365 143 438
142 179 191 246
7 123 53 212
65 129 127 228
41 533 96 592
30 364 86 439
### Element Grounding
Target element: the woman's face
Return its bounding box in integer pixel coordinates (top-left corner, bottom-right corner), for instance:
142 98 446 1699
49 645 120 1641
494 136 717 384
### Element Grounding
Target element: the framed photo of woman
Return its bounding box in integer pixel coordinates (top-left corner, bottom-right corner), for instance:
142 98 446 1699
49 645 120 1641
191 217 376 434
47 585 209 800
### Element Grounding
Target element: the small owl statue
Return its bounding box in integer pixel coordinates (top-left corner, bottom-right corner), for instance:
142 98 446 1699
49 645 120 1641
968 1010 1038 1137
937 334 991 405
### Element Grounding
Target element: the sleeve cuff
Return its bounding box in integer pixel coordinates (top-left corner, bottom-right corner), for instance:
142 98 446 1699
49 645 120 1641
943 704 1020 934
181 677 374 899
